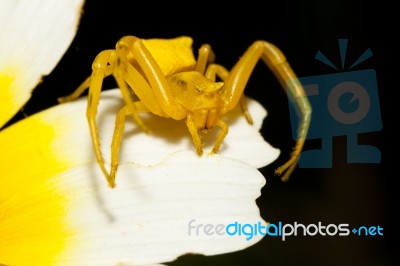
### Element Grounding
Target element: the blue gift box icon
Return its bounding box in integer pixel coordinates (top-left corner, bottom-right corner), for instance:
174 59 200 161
288 40 382 168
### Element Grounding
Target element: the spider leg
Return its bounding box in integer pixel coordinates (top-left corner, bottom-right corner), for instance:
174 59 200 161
110 102 149 181
87 49 149 188
221 41 311 182
186 112 227 156
186 114 203 155
211 119 228 154
114 45 151 134
87 57 149 187
86 50 117 187
205 63 228 81
195 44 215 74
115 36 186 120
123 62 165 117
239 95 254 125
110 105 128 180
58 66 114 103
205 64 254 124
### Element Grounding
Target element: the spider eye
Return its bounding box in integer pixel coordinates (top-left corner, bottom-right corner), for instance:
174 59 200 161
195 85 203 93
177 80 187 89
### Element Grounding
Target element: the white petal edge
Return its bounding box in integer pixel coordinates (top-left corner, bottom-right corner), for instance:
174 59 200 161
0 0 85 127
53 151 267 266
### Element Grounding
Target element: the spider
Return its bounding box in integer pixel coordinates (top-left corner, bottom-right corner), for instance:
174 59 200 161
59 36 311 188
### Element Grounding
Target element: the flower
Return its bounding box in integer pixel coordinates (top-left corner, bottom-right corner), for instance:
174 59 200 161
0 1 280 265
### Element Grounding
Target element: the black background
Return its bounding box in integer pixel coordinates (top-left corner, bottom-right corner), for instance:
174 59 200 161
7 0 392 265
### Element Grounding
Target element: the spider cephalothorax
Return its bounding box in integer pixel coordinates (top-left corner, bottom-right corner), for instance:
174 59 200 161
59 36 311 188
168 71 224 130
167 71 226 155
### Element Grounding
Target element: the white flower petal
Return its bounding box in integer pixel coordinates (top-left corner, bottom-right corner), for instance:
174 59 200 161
0 88 276 265
0 0 85 128
52 152 266 265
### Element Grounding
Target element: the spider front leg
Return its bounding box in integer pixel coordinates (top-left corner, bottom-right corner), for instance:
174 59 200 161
186 113 228 155
85 50 117 187
110 101 150 181
84 49 147 188
221 41 312 182
58 65 114 103
116 36 187 120
57 50 120 187
205 63 254 124
211 119 229 154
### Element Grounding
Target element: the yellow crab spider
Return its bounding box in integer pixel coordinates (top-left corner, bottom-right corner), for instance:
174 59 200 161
59 36 311 188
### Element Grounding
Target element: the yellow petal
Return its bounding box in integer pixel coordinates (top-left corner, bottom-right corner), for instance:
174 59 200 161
0 0 85 128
